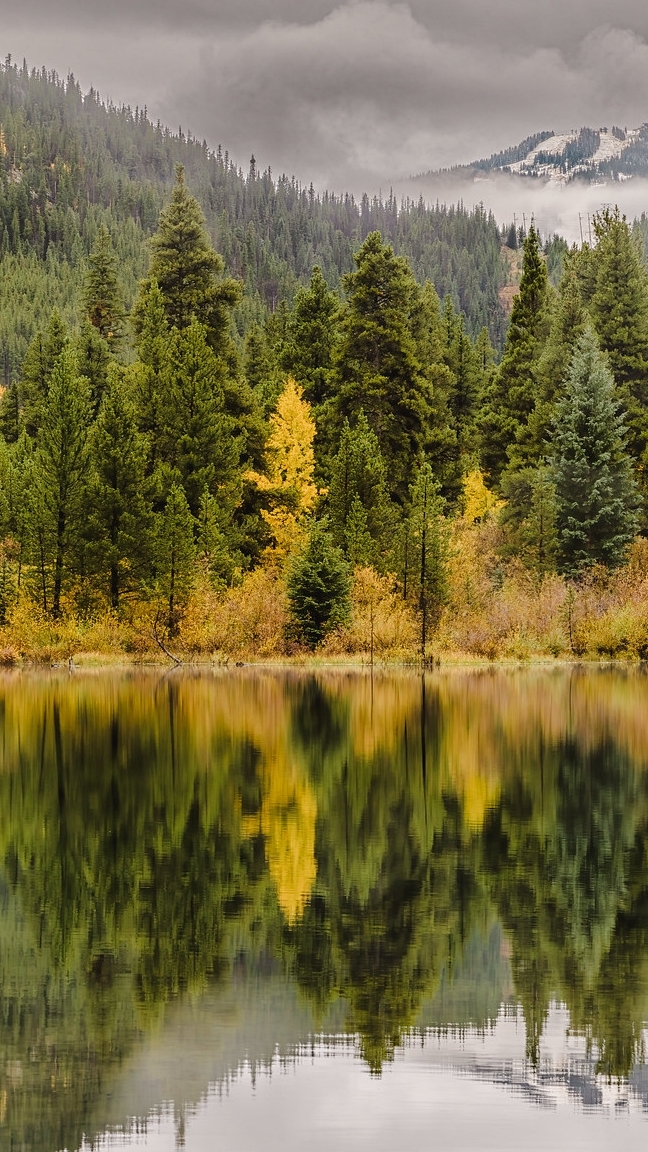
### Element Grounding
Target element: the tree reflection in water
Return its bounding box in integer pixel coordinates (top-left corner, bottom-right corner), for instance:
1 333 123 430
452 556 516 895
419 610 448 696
0 667 647 1148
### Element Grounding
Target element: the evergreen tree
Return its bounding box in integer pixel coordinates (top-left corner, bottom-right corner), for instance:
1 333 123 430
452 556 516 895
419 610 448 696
30 346 92 616
146 165 241 353
287 523 351 648
281 266 339 408
129 279 171 472
20 311 68 437
197 488 236 587
589 207 648 474
479 223 551 483
410 283 459 499
551 329 639 574
500 465 557 577
243 322 280 414
158 320 240 517
331 232 430 502
87 368 152 609
344 495 374 568
77 321 111 414
84 224 125 345
328 412 393 566
154 483 196 636
404 461 449 658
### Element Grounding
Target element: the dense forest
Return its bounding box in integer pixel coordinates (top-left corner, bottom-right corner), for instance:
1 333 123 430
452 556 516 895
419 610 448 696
1 670 648 1149
1 57 648 661
0 55 508 392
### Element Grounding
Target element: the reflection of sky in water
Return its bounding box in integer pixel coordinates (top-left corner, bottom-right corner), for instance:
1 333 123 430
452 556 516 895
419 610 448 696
85 1005 648 1152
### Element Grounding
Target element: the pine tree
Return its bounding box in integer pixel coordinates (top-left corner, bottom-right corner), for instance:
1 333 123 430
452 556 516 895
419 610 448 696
589 207 648 473
509 258 588 471
551 329 639 574
287 523 351 648
405 460 449 658
87 368 152 609
479 223 551 483
331 232 430 503
344 495 374 568
30 346 92 616
128 279 171 472
410 283 459 499
84 224 124 345
146 164 241 353
328 412 393 566
158 320 240 517
154 483 196 636
243 322 280 413
20 311 68 437
77 321 111 414
281 266 339 408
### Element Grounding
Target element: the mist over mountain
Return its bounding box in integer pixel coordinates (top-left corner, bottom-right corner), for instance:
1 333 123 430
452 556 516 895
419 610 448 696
399 125 648 243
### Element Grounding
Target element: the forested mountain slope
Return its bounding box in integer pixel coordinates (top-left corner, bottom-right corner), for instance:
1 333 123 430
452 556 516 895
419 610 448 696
0 56 508 384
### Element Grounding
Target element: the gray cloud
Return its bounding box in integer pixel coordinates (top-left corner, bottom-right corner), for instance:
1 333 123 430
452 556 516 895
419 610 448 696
2 1 648 217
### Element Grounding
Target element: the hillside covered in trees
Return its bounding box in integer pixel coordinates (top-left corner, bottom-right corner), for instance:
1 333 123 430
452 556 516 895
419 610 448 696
0 55 509 391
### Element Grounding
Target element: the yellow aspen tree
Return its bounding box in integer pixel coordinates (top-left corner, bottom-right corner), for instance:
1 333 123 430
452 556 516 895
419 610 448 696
248 376 319 560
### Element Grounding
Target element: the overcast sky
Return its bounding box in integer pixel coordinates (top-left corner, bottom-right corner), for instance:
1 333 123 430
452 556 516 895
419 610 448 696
4 1 648 198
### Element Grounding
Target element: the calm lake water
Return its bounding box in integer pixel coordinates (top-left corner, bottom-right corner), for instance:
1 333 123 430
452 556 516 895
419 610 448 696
1 667 648 1151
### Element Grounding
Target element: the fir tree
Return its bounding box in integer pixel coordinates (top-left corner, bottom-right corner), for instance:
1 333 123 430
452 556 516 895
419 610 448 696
84 224 124 345
287 523 351 648
331 232 430 503
87 368 152 609
243 322 279 413
479 223 551 483
146 165 241 353
410 283 459 499
551 329 639 574
129 279 171 472
154 482 196 636
197 488 235 587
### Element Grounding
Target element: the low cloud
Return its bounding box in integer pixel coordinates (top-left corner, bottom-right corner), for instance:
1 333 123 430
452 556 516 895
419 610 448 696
2 2 648 222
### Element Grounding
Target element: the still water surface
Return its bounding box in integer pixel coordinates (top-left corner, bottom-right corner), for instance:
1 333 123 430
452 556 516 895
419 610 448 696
1 667 648 1150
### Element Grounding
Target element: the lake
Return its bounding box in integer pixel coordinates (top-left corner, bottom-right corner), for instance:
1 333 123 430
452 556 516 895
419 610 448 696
1 666 648 1151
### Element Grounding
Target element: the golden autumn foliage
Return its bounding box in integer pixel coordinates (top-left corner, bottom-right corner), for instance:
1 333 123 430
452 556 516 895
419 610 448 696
247 377 319 561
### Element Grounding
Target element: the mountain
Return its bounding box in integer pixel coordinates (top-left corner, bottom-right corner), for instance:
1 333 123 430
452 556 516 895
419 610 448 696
418 125 648 186
474 125 648 185
0 57 509 386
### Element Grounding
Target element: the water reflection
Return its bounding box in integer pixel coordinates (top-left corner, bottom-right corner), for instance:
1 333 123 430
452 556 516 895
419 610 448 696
0 667 647 1149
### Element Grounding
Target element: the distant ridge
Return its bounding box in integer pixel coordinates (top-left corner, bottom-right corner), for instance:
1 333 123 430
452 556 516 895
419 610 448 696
418 125 648 186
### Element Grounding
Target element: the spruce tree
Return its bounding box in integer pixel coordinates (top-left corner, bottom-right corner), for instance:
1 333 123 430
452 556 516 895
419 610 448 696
87 368 152 609
30 346 92 616
331 232 430 503
146 165 241 353
129 279 171 472
287 523 351 648
479 223 551 483
84 224 124 345
243 322 280 414
551 329 639 574
154 483 196 636
589 207 648 474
